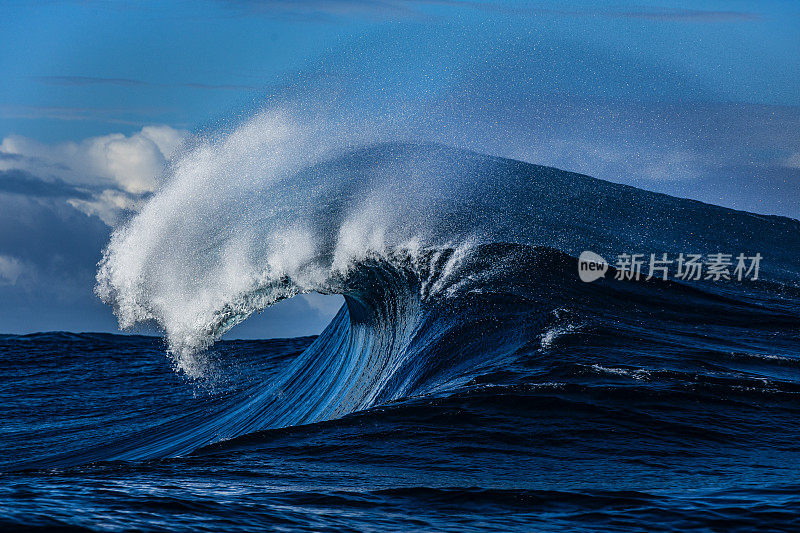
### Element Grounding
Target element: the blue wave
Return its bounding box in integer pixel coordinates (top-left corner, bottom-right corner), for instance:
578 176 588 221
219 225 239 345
3 142 800 530
13 143 800 468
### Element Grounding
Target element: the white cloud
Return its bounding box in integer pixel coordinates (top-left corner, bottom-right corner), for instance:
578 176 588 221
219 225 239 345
0 255 25 286
138 125 187 158
67 189 146 226
0 125 188 225
0 125 187 194
784 152 800 169
300 293 344 317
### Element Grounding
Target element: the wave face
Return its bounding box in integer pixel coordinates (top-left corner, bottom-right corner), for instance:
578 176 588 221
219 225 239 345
3 129 800 529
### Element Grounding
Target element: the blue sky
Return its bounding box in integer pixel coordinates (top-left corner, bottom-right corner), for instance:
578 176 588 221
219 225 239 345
1 0 798 336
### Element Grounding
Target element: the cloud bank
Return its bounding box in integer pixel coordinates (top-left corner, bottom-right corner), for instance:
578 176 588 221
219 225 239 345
0 125 187 225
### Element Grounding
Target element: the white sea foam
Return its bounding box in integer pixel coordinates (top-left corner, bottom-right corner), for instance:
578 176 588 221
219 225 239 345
95 108 478 376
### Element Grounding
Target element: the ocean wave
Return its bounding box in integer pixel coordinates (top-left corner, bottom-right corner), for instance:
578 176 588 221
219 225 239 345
74 110 800 466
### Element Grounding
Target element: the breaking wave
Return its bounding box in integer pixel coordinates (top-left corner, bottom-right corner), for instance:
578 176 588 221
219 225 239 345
81 108 800 463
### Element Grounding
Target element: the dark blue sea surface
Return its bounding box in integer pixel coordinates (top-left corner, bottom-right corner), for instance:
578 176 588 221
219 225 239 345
2 145 800 531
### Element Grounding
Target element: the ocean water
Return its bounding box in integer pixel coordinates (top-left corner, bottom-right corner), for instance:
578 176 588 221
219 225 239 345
2 140 800 531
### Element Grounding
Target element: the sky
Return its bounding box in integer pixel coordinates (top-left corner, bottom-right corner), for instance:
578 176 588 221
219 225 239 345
0 0 798 337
